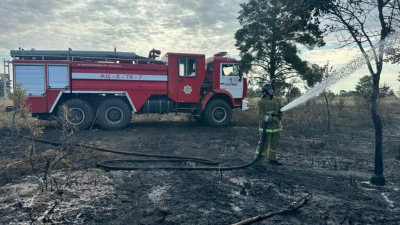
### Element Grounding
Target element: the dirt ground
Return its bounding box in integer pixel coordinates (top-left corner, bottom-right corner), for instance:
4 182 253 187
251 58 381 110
1 109 400 224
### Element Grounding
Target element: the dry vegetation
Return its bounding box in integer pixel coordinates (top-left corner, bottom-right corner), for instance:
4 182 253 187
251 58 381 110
1 95 399 175
236 96 400 131
0 98 12 129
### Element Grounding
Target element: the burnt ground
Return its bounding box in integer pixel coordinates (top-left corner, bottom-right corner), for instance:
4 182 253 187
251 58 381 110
1 118 400 225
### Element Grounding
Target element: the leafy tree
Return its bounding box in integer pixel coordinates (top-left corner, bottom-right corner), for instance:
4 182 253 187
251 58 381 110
320 63 336 132
339 90 350 97
386 47 400 64
285 85 301 103
386 48 400 96
355 76 373 101
379 84 395 98
355 75 395 102
235 0 325 91
302 64 325 87
309 0 400 186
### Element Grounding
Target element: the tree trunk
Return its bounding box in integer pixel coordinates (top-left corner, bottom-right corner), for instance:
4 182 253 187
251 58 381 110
324 94 331 133
370 73 385 186
268 3 278 80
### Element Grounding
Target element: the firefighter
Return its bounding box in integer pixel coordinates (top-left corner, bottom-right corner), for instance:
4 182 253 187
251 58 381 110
254 81 283 166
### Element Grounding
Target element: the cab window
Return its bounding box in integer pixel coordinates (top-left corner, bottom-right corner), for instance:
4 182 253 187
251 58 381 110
179 58 197 77
222 64 239 76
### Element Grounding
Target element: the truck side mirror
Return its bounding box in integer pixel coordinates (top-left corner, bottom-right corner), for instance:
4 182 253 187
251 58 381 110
238 68 243 81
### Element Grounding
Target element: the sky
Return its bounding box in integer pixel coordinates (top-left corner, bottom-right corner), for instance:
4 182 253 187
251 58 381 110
0 0 399 94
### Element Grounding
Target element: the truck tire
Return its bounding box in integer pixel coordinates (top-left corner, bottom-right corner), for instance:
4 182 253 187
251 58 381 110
97 98 132 130
58 99 95 130
203 99 232 127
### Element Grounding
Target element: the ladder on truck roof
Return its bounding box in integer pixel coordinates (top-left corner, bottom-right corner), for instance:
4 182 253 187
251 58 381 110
1 59 12 99
10 49 165 64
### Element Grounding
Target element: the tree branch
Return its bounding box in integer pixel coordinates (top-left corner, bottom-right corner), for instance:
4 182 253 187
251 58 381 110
331 6 376 75
351 9 379 66
232 194 312 225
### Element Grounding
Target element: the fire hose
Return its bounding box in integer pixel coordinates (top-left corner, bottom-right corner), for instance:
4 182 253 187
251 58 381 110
31 121 272 171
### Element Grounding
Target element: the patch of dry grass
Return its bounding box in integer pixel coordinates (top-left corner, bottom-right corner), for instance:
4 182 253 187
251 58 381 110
0 98 13 129
235 96 400 133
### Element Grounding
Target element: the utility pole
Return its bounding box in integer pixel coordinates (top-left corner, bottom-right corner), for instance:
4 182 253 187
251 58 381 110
2 75 6 99
3 58 11 99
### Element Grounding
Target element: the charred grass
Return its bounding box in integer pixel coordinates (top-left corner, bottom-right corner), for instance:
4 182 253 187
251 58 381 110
1 96 400 224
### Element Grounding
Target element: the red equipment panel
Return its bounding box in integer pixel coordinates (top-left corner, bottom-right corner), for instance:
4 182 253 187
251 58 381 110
70 62 168 111
26 97 47 113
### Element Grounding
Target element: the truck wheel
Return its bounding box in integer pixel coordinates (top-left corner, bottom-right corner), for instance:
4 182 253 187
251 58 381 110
203 99 232 127
58 99 95 130
97 98 132 130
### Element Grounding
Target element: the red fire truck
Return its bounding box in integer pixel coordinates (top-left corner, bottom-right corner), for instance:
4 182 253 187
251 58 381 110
10 49 249 129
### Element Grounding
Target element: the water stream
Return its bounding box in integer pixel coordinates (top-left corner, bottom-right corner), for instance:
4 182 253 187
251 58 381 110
280 33 399 112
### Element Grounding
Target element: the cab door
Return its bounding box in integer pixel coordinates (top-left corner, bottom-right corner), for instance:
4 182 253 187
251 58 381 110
219 63 243 98
177 57 204 102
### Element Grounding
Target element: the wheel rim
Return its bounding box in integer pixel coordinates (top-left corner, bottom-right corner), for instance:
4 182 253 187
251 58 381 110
212 107 227 122
105 107 124 124
65 108 85 125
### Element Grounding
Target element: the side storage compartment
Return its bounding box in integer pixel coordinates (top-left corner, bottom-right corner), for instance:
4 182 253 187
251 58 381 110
137 97 175 114
14 65 46 96
14 64 47 113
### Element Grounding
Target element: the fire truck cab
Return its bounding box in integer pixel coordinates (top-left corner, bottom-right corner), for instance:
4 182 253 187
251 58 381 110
10 49 249 129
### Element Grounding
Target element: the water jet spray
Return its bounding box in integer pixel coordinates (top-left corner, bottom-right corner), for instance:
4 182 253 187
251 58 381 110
280 32 399 113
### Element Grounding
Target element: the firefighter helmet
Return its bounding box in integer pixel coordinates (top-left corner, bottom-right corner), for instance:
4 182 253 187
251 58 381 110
262 83 273 97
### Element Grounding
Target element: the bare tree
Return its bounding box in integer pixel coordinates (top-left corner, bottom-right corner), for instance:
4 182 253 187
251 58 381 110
321 64 336 133
9 83 44 177
9 84 83 190
312 0 400 185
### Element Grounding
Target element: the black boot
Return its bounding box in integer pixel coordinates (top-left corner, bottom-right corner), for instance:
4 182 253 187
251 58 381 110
268 160 282 166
